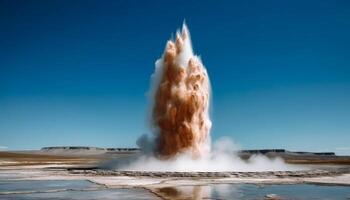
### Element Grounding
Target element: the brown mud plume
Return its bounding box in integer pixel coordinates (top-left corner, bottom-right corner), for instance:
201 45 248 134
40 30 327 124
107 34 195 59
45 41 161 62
152 24 211 159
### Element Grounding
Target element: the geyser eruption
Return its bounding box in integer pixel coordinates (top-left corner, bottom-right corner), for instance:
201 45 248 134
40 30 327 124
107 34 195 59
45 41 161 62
108 23 303 172
151 24 211 158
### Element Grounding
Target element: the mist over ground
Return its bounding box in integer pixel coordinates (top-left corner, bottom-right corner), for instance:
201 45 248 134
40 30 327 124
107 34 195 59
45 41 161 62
106 137 303 172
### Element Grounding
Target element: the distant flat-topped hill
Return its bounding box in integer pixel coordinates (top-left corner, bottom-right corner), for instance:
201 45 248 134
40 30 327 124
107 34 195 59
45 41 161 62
40 146 140 155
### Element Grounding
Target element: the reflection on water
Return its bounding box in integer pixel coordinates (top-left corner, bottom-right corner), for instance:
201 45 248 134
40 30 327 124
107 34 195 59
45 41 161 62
0 178 349 200
156 184 350 200
156 186 211 200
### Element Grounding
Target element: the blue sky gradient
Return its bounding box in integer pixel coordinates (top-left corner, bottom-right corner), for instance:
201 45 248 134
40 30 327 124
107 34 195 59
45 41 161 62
1 0 350 154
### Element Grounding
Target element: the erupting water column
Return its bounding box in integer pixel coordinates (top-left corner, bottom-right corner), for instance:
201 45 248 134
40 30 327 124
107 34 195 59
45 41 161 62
151 24 212 159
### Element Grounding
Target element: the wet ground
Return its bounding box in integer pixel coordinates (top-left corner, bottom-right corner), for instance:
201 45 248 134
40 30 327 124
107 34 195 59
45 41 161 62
0 180 157 200
155 184 350 200
1 179 350 200
1 152 350 199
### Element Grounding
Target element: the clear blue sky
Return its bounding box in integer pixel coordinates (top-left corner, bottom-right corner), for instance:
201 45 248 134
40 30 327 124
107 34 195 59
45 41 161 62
1 0 349 154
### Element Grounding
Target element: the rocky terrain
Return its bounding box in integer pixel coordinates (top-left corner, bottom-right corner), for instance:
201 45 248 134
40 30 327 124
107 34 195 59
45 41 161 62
69 167 350 179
